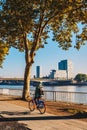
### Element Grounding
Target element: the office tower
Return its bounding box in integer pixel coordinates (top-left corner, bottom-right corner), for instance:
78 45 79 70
58 59 73 79
58 60 67 70
36 66 42 78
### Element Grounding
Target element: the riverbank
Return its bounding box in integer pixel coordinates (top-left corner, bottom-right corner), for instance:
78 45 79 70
0 94 87 122
0 78 87 86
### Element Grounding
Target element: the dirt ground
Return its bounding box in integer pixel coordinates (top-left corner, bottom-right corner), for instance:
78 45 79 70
0 94 87 122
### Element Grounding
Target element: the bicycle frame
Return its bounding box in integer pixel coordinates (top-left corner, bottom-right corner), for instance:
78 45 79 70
28 95 46 114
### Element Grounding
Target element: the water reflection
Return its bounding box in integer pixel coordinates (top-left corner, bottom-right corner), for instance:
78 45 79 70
43 85 76 92
43 85 87 92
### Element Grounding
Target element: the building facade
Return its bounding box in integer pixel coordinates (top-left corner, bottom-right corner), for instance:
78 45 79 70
36 66 42 78
49 70 67 80
49 59 73 80
58 59 73 79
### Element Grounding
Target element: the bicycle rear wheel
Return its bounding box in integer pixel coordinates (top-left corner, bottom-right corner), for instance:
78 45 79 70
28 100 35 111
38 101 46 114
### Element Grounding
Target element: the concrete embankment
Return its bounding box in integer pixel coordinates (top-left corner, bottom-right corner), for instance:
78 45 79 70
0 78 87 86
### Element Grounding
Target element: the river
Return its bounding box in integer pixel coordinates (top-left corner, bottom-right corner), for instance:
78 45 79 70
0 85 87 104
0 84 87 92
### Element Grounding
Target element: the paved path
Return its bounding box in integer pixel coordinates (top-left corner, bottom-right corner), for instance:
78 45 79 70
0 101 87 130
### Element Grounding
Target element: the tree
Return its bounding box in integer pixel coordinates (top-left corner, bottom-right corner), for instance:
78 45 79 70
74 73 87 82
0 0 87 100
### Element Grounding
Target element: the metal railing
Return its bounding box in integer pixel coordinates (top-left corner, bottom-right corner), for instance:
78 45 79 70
0 88 87 104
43 90 87 104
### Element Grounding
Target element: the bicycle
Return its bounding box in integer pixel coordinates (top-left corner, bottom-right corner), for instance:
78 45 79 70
28 94 46 114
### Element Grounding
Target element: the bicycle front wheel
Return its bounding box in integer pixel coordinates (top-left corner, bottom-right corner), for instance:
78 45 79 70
38 101 46 114
28 100 35 111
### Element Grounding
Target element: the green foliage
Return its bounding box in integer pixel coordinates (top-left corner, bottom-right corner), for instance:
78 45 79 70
74 73 87 82
0 41 9 67
0 0 87 53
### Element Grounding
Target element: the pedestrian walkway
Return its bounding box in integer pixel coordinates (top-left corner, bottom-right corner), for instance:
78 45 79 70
0 101 87 130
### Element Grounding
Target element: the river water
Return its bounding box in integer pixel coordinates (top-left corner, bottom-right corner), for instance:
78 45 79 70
0 85 87 104
0 84 87 92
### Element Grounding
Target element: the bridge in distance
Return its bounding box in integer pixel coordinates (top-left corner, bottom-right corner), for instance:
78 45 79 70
0 78 55 82
0 78 57 86
0 78 73 86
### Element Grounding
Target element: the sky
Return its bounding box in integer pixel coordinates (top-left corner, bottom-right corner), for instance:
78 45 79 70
0 36 87 78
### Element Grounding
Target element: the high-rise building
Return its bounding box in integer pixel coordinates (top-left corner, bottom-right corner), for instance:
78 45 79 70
58 60 67 70
58 59 73 79
36 66 42 78
49 59 73 80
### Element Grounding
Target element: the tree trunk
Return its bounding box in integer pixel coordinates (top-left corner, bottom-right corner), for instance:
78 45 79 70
22 32 36 100
22 62 31 100
22 32 33 100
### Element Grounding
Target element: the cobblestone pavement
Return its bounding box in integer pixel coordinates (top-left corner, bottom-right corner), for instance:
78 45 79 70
0 101 87 130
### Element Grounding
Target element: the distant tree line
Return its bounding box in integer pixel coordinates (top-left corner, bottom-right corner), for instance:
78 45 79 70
74 73 87 82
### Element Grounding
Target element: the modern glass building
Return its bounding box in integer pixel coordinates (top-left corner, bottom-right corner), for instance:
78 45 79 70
36 66 42 78
58 59 73 79
58 60 67 70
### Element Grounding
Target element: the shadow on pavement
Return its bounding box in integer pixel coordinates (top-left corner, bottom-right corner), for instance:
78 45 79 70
0 110 87 122
0 111 30 116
